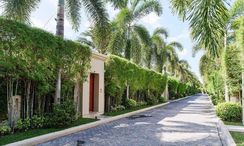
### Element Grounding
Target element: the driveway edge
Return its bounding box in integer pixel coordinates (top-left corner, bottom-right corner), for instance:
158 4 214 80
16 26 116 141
208 95 236 146
7 96 191 146
217 119 236 146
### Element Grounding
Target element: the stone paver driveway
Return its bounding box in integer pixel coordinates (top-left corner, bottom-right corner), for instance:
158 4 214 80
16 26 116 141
39 95 223 146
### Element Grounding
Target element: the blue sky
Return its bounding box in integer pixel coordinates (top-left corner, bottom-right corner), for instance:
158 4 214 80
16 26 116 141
24 0 204 80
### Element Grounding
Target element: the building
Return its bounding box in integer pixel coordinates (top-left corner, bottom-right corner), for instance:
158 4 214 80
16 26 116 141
74 52 107 118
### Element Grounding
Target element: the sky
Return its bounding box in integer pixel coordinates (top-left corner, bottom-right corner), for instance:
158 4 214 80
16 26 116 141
3 0 205 80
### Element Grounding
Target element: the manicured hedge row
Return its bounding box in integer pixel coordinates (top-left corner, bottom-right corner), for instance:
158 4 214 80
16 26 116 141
168 77 200 99
0 18 91 117
105 55 167 111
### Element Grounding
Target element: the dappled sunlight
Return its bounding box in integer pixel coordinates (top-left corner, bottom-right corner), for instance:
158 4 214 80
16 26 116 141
156 131 210 143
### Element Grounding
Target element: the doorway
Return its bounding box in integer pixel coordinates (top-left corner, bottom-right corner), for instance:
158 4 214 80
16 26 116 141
89 74 95 112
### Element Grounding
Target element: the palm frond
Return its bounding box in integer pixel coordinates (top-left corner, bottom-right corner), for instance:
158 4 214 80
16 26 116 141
152 35 165 54
1 0 40 23
170 0 192 21
66 0 82 31
153 27 169 38
78 37 95 48
105 0 128 9
81 0 109 29
115 8 133 25
192 43 203 57
169 41 183 51
108 28 126 55
229 0 244 19
188 0 229 57
133 25 151 46
131 33 142 64
133 0 162 20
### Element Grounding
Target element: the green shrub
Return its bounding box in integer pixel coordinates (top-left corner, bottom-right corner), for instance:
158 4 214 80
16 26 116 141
0 121 11 136
111 105 126 112
158 96 166 103
216 102 242 122
47 100 76 128
147 97 158 105
16 118 31 131
125 99 137 108
31 115 45 129
137 101 147 107
211 94 224 105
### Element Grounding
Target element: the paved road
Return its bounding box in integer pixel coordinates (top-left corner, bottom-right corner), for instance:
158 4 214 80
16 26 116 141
39 95 223 146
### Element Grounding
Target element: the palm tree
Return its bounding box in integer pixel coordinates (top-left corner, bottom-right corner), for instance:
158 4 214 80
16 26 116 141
107 0 162 62
1 0 109 103
144 27 183 73
140 27 168 69
175 59 191 81
79 26 111 54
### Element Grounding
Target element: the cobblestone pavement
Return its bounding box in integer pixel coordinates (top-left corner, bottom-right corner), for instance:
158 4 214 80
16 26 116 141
39 95 223 146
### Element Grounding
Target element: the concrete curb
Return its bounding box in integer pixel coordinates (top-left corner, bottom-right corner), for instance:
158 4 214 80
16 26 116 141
227 125 244 133
207 94 236 146
217 119 236 146
7 96 191 146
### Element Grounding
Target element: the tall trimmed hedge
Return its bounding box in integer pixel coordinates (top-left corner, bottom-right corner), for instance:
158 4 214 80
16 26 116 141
105 55 167 111
0 18 91 117
168 77 200 99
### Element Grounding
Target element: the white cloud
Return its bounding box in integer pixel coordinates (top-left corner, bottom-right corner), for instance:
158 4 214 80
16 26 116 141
168 29 190 42
178 48 189 57
106 4 119 20
141 13 161 27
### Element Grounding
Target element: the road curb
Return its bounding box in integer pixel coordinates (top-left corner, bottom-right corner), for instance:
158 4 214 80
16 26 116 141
217 119 236 146
207 94 236 146
7 95 192 146
227 125 244 133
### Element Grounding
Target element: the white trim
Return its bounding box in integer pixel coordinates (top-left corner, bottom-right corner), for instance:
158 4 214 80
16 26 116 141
91 51 107 61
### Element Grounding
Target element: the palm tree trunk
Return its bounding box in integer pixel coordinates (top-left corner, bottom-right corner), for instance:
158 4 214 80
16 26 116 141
56 0 64 37
54 0 64 104
224 30 229 102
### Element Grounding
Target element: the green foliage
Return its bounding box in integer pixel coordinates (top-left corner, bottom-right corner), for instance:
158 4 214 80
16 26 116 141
158 96 166 103
210 94 224 105
16 118 31 131
107 0 162 61
0 121 11 136
111 105 126 112
105 55 167 110
171 0 229 56
31 116 45 129
0 17 91 81
0 18 91 118
168 77 179 99
216 102 242 122
125 99 137 108
146 96 158 105
15 116 45 131
46 100 76 128
168 77 199 99
137 101 147 107
225 45 242 97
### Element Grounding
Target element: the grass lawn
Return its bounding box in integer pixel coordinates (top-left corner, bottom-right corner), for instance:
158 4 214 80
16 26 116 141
0 118 97 145
104 104 159 116
230 132 244 146
224 121 243 126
